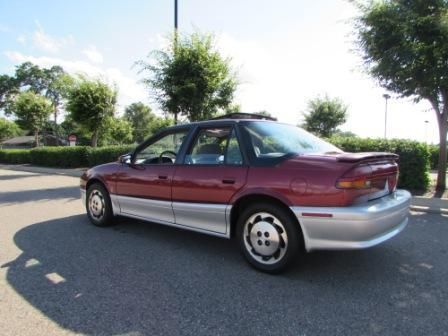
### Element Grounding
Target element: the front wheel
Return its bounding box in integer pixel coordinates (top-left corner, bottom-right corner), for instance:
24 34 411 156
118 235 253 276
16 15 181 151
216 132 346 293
86 183 114 227
236 203 302 273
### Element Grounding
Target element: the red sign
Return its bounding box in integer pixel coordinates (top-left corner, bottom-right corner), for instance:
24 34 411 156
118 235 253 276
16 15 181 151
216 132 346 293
68 134 77 142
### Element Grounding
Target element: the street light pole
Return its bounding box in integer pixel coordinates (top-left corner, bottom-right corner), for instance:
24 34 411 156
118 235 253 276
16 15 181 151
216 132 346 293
174 0 178 124
383 94 391 139
174 0 178 31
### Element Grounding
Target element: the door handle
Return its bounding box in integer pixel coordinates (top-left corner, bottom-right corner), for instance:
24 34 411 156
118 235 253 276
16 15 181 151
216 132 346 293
222 179 235 184
158 175 168 180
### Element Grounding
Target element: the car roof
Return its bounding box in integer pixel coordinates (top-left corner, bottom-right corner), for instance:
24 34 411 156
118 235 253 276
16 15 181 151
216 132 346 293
165 114 277 131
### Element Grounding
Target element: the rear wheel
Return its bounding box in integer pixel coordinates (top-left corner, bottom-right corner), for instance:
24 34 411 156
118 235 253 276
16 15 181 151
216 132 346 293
236 202 302 273
86 183 114 227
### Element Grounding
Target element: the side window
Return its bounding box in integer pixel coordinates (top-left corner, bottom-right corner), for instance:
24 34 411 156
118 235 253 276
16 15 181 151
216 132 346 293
134 131 188 165
225 128 243 165
185 127 243 165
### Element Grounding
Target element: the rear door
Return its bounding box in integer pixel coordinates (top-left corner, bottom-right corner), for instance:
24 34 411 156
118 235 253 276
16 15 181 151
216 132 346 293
172 125 248 235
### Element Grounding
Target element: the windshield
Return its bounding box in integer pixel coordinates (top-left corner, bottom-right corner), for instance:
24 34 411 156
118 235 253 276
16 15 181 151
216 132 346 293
243 121 342 159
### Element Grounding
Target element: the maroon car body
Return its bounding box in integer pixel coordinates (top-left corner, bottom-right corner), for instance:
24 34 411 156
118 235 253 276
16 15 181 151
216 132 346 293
80 115 410 273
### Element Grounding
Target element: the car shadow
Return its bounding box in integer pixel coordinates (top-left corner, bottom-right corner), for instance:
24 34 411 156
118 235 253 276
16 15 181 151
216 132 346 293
2 213 446 335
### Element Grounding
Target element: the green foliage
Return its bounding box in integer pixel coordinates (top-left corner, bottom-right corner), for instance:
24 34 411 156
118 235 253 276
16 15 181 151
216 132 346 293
330 136 430 190
0 118 22 141
66 78 117 147
0 145 135 167
428 144 448 169
9 91 53 146
354 0 448 189
138 32 238 122
30 146 89 168
0 149 31 164
302 95 348 137
86 145 135 167
124 102 153 142
0 74 18 111
100 117 134 145
123 102 172 142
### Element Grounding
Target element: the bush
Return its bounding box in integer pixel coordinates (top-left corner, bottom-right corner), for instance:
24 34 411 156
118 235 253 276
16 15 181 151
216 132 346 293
0 149 31 164
329 137 430 191
30 146 89 168
86 145 135 167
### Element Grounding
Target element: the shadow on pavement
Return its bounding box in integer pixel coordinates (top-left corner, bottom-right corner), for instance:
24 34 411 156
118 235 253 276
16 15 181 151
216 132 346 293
0 186 80 204
0 173 41 181
2 213 447 335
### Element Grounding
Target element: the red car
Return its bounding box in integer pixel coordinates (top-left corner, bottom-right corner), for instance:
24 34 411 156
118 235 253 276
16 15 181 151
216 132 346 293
80 113 411 273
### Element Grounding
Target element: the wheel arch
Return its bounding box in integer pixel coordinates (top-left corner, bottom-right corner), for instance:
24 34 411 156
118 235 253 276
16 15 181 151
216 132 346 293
86 177 110 194
230 194 305 248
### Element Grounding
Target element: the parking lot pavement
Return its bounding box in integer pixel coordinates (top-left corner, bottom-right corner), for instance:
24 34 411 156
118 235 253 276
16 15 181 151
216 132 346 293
0 168 447 336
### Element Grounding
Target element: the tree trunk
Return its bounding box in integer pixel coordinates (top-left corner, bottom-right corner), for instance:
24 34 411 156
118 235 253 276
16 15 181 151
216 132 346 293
34 129 39 147
436 120 447 191
54 105 59 146
91 130 98 147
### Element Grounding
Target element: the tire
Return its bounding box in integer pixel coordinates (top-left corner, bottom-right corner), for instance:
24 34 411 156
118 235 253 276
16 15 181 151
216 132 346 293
236 202 303 274
86 183 114 227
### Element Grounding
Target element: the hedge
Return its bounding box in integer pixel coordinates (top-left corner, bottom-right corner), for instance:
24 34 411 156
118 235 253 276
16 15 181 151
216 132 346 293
0 145 135 168
0 149 31 164
86 145 135 167
329 137 430 191
30 146 89 168
0 138 431 190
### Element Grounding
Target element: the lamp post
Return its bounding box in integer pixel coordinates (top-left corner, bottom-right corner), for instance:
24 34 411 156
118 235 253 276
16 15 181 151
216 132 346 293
424 120 429 144
174 0 178 124
174 0 178 31
383 94 391 139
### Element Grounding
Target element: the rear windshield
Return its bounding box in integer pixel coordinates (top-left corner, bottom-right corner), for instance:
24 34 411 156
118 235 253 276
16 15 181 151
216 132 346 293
243 121 342 159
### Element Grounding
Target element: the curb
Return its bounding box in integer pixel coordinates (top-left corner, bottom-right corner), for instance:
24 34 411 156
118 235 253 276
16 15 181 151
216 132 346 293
409 205 448 215
0 164 86 178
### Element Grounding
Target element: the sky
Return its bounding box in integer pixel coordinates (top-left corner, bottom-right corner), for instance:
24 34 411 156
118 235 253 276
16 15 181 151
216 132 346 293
0 0 439 143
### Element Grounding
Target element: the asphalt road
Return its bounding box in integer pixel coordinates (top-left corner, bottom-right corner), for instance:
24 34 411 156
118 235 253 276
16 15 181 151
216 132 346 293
0 168 447 336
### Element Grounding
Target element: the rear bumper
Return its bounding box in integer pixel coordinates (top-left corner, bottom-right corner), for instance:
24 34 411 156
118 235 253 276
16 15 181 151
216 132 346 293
290 189 411 251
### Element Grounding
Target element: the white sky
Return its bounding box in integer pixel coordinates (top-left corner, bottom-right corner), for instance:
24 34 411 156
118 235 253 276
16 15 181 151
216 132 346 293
0 0 440 144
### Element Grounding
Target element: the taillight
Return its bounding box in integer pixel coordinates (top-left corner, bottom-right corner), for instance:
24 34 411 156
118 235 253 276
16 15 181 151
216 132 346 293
336 164 373 190
336 177 372 189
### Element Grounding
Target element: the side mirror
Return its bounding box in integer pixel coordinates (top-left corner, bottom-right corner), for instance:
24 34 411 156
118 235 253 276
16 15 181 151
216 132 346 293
118 153 132 164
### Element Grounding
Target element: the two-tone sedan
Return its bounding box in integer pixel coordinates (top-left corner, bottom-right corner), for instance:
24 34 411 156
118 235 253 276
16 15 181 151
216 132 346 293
81 113 411 273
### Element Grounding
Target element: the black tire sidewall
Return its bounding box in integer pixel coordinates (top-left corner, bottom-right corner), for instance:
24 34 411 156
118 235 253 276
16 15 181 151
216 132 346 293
236 202 302 273
86 183 114 227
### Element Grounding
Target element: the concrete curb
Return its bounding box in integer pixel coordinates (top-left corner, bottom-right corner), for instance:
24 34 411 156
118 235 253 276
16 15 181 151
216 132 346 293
0 164 86 178
1 164 447 214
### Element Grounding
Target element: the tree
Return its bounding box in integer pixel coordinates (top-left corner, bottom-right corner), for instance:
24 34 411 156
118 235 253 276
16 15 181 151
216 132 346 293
8 91 52 146
44 67 73 143
124 102 154 142
302 95 348 137
138 32 238 122
100 117 134 145
0 118 22 141
124 102 174 142
0 74 18 111
354 0 448 190
66 78 117 147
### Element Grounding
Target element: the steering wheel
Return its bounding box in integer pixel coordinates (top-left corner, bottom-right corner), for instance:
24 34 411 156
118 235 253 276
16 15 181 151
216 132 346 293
158 150 177 163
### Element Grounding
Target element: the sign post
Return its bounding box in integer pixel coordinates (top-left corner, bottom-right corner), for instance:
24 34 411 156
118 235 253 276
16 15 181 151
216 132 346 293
68 134 77 147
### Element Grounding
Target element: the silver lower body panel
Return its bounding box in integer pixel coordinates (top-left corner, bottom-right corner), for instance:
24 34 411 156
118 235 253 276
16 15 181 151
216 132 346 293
291 189 411 251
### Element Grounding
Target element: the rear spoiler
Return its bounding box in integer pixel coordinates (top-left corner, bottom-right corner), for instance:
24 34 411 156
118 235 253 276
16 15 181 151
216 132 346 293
336 152 399 163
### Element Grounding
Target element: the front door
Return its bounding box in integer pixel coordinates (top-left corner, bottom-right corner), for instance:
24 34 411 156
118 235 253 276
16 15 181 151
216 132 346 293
172 126 248 234
116 129 189 223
